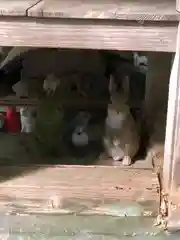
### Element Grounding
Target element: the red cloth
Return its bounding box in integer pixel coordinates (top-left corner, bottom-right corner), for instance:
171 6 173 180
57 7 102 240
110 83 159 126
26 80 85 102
5 107 21 133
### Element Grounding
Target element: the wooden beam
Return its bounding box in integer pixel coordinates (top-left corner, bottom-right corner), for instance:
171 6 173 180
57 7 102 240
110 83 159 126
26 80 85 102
0 97 110 107
0 166 159 215
0 0 40 16
163 22 180 231
28 0 179 22
0 17 176 52
176 0 180 13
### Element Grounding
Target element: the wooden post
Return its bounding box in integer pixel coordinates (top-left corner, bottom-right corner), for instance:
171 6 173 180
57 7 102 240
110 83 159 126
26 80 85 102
163 22 180 231
176 0 180 12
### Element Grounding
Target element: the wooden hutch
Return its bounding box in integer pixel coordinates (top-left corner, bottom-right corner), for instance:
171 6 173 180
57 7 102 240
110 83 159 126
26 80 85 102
0 0 179 232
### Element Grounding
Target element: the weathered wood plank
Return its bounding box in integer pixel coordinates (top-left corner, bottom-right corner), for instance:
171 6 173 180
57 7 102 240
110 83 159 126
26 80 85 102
0 0 40 16
0 166 159 215
164 22 180 232
28 0 178 21
163 28 180 195
0 97 108 107
0 17 176 52
0 215 162 237
176 0 180 12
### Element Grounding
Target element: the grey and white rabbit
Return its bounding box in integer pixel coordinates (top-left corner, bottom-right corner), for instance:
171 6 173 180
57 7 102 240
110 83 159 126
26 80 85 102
133 52 148 74
71 111 91 147
43 73 60 95
103 75 140 166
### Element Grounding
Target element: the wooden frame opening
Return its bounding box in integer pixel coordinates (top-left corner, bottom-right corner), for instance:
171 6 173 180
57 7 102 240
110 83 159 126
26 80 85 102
0 0 179 233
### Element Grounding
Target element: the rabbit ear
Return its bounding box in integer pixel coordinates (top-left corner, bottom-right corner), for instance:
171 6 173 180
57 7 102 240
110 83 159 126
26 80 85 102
109 75 117 95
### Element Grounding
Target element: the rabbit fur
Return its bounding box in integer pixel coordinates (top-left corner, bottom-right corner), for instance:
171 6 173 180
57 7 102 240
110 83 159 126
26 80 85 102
71 111 91 147
104 75 140 165
43 73 60 95
72 126 89 147
20 106 36 133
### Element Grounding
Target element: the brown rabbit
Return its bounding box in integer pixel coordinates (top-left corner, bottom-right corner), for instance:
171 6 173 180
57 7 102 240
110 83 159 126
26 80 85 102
103 75 140 166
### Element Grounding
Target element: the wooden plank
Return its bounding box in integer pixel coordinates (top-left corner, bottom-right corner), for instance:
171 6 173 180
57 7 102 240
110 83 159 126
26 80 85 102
163 25 180 198
0 166 159 215
164 22 180 232
176 0 180 12
28 0 178 21
0 215 162 237
0 0 40 16
0 97 109 107
0 17 177 52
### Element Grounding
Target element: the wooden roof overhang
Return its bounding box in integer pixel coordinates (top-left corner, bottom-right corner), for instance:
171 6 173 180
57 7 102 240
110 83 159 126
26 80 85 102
0 0 178 52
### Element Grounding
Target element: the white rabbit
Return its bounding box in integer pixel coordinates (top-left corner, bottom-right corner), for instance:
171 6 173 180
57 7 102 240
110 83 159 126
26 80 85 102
133 52 148 73
71 111 91 147
72 126 89 147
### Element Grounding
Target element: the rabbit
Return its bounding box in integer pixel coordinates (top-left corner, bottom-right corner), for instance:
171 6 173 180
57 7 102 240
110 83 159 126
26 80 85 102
133 52 148 74
71 111 91 147
72 125 89 147
20 106 36 133
43 73 60 95
103 75 140 166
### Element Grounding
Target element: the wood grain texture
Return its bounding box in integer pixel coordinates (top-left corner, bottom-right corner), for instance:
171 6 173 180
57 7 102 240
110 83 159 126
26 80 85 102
0 165 159 214
164 22 180 231
0 97 108 107
28 0 178 21
0 17 177 52
0 0 40 16
163 24 180 194
176 0 180 12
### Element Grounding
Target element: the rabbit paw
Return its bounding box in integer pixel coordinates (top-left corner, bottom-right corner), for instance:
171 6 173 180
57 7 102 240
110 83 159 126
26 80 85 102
112 156 121 161
122 156 132 166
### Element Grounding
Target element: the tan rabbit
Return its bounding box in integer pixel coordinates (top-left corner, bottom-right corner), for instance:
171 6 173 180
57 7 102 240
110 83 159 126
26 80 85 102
103 75 140 166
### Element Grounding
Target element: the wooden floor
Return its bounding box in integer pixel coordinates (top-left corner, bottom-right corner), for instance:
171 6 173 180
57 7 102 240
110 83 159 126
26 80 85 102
0 165 159 216
0 0 178 21
0 133 159 215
